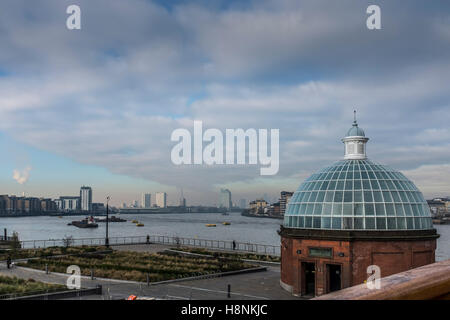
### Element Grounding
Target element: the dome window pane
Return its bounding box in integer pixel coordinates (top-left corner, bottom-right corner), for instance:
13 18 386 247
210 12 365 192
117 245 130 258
398 191 409 202
354 218 364 229
373 191 383 202
316 191 325 202
345 181 353 190
364 203 375 216
328 181 337 190
365 218 375 229
320 181 329 190
354 171 361 179
395 204 405 216
343 203 352 214
397 218 406 229
354 180 362 190
344 191 353 202
323 203 332 215
370 180 380 190
306 204 314 214
379 180 388 190
375 204 386 216
387 218 397 229
376 218 386 230
363 191 373 202
313 204 323 215
332 203 342 215
334 191 343 202
391 191 401 202
415 217 422 229
305 216 312 228
313 217 321 228
321 217 331 229
336 181 345 190
354 203 364 216
406 217 414 229
364 203 375 215
298 216 304 228
300 204 307 214
354 191 363 202
325 191 334 202
404 204 412 216
363 180 371 190
385 204 395 216
343 217 353 229
382 191 393 202
332 218 341 229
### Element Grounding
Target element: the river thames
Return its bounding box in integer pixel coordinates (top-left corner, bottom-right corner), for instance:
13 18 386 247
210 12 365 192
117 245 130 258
1 212 449 261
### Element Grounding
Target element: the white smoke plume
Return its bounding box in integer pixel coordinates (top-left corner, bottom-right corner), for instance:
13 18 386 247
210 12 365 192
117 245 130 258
12 166 32 185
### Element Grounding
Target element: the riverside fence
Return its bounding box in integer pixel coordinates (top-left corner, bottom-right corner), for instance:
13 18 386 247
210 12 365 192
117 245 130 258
18 235 281 256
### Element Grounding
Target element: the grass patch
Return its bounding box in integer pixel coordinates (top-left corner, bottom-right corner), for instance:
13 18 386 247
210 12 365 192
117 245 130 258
17 248 254 282
0 275 65 298
0 246 105 261
170 247 281 263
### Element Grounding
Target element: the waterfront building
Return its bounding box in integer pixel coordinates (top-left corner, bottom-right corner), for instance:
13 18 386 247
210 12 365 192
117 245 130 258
156 192 167 208
80 186 92 211
92 202 105 213
219 189 232 209
56 196 80 212
142 193 151 208
280 117 438 297
280 191 294 216
239 198 247 209
249 199 268 214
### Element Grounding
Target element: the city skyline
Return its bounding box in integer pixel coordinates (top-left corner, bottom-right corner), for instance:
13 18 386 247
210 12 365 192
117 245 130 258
1 1 450 207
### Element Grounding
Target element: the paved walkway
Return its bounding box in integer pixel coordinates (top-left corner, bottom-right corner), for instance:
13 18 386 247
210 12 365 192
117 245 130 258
0 244 297 300
0 264 299 300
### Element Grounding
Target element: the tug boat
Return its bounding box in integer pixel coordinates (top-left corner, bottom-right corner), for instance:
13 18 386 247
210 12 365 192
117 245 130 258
69 216 98 228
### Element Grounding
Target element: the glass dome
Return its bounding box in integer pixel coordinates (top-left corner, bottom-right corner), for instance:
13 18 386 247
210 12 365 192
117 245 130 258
284 159 433 231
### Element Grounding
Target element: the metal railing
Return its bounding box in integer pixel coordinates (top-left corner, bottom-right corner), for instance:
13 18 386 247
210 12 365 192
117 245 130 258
18 235 280 256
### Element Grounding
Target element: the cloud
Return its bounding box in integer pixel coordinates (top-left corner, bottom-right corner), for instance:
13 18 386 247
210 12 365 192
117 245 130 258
12 166 31 185
1 0 450 203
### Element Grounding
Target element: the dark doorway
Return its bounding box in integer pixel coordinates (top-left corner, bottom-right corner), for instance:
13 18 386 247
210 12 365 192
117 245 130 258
327 264 342 293
302 262 316 296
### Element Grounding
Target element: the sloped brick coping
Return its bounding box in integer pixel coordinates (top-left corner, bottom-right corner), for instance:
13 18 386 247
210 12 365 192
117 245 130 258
278 226 440 241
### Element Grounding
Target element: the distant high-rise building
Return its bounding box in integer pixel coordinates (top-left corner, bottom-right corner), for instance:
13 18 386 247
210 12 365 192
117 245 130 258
179 198 186 207
122 202 127 209
133 200 139 208
239 198 247 209
156 192 167 208
80 186 92 211
142 193 151 208
280 191 293 216
219 189 232 209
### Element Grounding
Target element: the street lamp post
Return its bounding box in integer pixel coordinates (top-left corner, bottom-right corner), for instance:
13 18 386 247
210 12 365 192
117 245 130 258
105 196 110 248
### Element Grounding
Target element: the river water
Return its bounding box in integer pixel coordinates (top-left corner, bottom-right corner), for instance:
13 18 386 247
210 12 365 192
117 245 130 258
1 212 448 261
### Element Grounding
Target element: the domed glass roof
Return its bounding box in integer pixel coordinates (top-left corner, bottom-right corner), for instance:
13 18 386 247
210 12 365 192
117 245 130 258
284 159 433 231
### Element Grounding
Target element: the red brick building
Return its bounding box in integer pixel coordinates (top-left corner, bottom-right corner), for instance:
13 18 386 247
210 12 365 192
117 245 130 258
280 117 438 297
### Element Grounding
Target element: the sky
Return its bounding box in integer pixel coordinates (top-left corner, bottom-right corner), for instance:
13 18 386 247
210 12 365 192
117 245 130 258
1 0 450 206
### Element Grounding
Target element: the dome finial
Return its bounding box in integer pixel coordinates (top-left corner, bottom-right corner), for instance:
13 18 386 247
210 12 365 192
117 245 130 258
353 110 357 126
